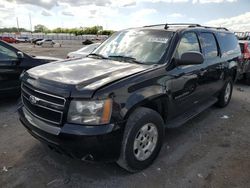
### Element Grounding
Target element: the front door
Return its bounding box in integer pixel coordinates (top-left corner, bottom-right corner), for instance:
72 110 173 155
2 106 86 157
0 42 21 95
169 31 209 117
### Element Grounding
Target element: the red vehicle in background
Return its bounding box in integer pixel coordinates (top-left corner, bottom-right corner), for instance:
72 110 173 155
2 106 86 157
238 40 250 84
0 36 18 43
239 41 250 59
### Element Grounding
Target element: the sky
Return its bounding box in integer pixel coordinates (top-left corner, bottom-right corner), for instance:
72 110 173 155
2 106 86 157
0 0 249 31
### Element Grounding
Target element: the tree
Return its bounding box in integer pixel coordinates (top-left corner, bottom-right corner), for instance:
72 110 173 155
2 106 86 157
0 27 29 33
34 24 49 33
0 24 114 35
99 30 114 35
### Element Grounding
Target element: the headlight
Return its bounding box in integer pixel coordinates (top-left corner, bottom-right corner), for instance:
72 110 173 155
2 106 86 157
67 99 112 125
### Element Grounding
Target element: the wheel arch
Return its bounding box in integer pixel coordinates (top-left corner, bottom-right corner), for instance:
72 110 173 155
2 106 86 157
124 94 169 124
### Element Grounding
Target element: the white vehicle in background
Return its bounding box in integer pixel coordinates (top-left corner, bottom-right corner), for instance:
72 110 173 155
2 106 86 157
67 43 101 58
16 36 30 43
36 39 55 46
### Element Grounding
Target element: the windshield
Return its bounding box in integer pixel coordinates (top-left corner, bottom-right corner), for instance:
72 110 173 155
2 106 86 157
92 29 173 65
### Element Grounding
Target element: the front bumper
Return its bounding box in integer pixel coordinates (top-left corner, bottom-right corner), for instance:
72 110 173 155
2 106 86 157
18 106 123 161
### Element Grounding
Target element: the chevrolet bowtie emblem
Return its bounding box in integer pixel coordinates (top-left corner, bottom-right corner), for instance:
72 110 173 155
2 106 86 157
29 95 39 105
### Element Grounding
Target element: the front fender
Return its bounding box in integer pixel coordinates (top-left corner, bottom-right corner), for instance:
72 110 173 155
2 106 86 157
121 85 167 119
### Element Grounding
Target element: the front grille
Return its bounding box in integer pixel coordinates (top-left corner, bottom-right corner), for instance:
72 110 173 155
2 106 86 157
21 83 66 126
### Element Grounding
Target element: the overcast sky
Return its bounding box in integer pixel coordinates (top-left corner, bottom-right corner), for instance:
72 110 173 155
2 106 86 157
0 0 249 31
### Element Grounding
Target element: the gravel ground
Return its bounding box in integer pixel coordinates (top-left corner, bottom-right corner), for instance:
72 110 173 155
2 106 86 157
0 44 250 188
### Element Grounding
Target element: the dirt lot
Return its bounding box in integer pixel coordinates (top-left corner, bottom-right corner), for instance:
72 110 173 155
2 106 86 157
0 44 250 188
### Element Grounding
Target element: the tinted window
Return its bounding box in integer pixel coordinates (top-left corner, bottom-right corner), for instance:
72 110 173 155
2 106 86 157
0 45 17 61
217 33 241 56
175 32 200 59
200 33 219 58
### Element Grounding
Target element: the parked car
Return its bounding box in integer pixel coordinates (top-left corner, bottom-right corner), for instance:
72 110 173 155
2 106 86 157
235 32 250 40
82 39 94 45
0 40 61 97
16 36 30 43
36 39 55 46
67 43 100 58
31 38 43 44
18 23 241 172
0 36 18 43
238 40 250 84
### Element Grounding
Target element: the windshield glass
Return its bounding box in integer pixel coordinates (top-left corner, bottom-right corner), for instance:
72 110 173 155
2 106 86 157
92 29 173 65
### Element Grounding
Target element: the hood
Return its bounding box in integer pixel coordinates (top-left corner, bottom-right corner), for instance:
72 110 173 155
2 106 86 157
27 58 150 91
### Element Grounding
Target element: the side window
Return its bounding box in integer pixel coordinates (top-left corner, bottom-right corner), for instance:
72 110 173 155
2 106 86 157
217 33 241 56
0 45 18 61
200 33 219 58
175 32 200 59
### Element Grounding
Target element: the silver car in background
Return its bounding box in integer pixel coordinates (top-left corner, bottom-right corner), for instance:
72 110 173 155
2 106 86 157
67 43 100 58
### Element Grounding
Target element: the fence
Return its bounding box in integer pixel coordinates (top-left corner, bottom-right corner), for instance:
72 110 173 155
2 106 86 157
0 32 108 41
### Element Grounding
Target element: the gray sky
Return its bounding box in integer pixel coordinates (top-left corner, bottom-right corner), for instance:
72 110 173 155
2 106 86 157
0 0 249 31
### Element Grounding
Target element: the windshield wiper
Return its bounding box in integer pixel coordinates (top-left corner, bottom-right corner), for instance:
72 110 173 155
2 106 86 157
108 55 143 64
88 53 108 59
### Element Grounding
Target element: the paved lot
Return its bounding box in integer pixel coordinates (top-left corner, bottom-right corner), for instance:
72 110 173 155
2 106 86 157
11 42 83 59
0 44 250 188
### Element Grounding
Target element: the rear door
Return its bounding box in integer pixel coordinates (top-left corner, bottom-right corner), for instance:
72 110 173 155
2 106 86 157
0 42 22 94
199 32 224 95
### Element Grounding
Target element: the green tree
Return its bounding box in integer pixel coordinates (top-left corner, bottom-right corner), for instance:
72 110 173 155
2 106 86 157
34 24 49 33
0 27 29 33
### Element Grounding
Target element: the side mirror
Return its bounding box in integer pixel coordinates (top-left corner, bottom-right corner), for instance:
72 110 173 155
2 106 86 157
17 51 24 59
176 51 204 66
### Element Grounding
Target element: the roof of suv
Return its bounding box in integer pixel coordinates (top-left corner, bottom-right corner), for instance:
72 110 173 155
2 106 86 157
133 23 232 34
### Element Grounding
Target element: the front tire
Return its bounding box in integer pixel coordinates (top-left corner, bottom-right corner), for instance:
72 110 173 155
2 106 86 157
117 107 164 173
216 78 233 108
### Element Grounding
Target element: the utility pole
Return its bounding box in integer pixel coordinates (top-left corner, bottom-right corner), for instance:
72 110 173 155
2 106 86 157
29 13 32 32
16 17 20 33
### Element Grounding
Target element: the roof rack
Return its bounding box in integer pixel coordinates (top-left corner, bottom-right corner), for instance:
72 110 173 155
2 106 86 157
143 24 166 28
143 23 201 28
164 23 201 29
201 26 229 31
143 23 229 31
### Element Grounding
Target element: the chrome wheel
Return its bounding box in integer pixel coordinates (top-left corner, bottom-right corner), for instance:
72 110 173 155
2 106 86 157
224 82 231 103
133 123 158 161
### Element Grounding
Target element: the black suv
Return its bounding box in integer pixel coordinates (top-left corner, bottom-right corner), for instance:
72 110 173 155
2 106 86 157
18 23 241 172
0 40 61 96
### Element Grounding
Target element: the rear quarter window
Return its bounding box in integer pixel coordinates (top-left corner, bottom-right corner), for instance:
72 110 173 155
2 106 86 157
217 33 241 57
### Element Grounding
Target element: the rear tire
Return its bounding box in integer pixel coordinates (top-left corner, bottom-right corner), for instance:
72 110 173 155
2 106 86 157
117 107 164 173
216 78 233 108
